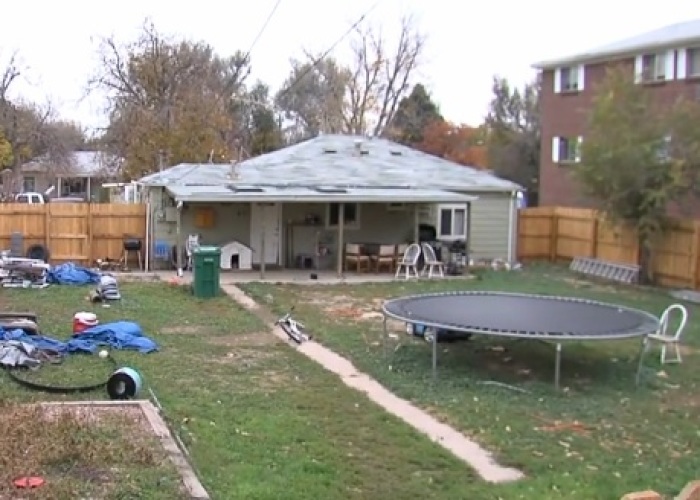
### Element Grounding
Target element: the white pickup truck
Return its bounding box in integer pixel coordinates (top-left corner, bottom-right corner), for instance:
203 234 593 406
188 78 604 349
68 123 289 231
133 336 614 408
14 192 84 204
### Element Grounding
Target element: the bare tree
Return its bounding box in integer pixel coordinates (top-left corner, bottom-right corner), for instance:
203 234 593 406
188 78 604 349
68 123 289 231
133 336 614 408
89 19 252 178
345 16 426 136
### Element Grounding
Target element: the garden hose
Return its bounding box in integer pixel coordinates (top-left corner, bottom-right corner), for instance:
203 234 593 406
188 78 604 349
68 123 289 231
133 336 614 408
5 352 118 395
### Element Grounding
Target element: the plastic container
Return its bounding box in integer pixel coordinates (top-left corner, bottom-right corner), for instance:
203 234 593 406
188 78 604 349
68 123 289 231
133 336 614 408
73 312 99 334
193 246 221 299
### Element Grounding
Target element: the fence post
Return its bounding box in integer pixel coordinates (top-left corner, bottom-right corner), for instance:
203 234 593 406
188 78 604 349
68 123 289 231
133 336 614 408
87 202 93 265
691 221 700 290
549 211 559 262
44 204 51 253
589 216 599 258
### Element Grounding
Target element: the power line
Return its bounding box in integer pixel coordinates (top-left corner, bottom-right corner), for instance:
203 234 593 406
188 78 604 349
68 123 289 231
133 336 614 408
242 0 283 64
276 0 383 102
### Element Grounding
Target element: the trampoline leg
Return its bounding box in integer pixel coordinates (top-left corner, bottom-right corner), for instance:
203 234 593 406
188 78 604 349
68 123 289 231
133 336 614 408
554 343 562 390
635 336 649 387
432 329 438 380
382 316 388 365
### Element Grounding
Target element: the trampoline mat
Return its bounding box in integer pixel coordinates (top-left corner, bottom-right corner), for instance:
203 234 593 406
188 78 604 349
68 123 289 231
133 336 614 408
382 292 659 339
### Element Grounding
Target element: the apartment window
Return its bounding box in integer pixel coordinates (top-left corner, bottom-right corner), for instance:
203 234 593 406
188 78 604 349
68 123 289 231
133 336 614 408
327 203 359 229
551 136 582 164
656 134 673 162
438 205 466 239
22 176 36 192
554 65 585 93
688 47 700 77
635 51 674 83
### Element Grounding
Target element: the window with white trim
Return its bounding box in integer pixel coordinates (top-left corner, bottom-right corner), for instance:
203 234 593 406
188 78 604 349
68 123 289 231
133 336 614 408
687 47 700 78
551 136 582 164
635 50 675 83
656 134 673 163
437 205 467 239
326 203 360 229
554 65 585 93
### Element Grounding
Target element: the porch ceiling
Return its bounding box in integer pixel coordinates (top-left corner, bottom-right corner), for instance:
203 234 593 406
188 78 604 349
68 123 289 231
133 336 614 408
165 185 478 204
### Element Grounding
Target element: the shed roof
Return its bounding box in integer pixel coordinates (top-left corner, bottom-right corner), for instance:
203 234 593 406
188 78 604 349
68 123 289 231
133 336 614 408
533 19 700 69
165 184 478 204
140 134 521 193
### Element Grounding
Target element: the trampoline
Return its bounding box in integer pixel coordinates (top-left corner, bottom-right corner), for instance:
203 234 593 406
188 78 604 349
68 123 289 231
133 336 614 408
381 291 660 389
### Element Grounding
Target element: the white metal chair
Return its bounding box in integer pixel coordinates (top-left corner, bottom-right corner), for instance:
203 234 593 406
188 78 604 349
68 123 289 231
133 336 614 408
420 242 445 278
185 234 201 271
395 243 421 280
636 303 689 385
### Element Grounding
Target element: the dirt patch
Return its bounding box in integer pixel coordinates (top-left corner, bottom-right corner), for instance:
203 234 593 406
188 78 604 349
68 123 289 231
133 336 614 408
0 402 182 499
161 324 208 335
208 331 279 347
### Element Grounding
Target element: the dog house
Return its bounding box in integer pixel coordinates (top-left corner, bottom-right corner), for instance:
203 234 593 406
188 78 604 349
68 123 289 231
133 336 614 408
220 241 253 271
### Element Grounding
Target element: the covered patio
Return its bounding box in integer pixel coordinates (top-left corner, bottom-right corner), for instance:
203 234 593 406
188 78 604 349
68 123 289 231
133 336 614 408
163 184 477 280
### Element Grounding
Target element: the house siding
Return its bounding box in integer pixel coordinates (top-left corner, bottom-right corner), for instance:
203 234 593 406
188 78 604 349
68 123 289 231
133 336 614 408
540 55 700 216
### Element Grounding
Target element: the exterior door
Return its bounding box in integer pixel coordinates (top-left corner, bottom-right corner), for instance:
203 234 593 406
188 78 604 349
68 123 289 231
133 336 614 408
250 203 280 265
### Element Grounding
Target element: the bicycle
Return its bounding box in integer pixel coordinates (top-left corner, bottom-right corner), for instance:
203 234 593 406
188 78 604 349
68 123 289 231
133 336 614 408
275 307 312 344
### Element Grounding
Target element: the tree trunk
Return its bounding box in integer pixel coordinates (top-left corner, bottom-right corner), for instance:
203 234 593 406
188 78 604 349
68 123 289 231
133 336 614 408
637 236 653 285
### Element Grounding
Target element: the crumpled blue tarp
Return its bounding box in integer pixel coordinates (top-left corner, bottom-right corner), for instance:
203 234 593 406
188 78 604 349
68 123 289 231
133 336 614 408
0 321 158 354
47 262 101 285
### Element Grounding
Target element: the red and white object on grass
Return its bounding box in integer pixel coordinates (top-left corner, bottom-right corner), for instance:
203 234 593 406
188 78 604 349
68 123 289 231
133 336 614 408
73 312 99 334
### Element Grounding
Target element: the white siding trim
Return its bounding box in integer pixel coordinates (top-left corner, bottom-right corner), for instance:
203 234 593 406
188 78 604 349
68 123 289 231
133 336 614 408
552 137 560 163
577 65 585 91
575 136 583 163
665 49 676 81
554 68 562 93
678 48 688 79
634 55 644 83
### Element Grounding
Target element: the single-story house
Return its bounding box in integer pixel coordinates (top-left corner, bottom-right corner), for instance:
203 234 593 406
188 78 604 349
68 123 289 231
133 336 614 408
138 134 523 273
18 151 122 201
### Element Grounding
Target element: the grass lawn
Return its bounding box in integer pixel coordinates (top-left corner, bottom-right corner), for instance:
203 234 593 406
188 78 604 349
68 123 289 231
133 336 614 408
241 264 700 500
1 280 488 499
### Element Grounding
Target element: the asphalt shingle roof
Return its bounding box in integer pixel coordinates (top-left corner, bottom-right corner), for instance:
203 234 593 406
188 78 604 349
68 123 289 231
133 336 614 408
139 134 521 193
533 19 700 69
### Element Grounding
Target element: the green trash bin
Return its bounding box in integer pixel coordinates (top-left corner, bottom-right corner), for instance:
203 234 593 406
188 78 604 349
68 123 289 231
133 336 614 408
192 246 221 298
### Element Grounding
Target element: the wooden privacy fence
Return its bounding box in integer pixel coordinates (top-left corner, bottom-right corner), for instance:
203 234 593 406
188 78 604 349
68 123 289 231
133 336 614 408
518 206 700 290
0 203 147 264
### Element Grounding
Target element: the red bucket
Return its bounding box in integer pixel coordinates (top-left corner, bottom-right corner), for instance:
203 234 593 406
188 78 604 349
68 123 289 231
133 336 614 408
73 312 99 335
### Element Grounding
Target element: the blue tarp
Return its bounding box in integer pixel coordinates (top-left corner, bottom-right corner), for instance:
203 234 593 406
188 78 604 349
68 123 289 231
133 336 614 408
47 263 101 285
0 321 158 354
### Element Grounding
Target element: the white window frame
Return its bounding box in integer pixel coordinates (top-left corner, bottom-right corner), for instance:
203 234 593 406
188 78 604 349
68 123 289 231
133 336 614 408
326 202 360 229
678 47 700 79
436 204 467 240
554 65 585 93
551 136 582 165
635 50 675 83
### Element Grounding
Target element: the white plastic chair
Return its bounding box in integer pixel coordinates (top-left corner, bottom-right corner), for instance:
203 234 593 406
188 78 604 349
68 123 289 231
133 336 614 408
636 303 689 386
395 243 421 280
420 242 445 278
648 304 689 364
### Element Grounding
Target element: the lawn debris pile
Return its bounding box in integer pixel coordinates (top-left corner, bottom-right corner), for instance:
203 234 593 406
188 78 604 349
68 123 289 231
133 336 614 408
0 321 158 368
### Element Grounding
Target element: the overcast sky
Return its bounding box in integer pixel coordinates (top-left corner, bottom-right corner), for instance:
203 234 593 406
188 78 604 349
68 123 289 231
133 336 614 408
2 0 699 133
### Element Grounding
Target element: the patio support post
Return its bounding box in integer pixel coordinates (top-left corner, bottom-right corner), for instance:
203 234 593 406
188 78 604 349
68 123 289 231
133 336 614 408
260 215 266 280
176 203 183 277
86 177 92 201
413 204 420 243
336 203 345 277
465 201 472 266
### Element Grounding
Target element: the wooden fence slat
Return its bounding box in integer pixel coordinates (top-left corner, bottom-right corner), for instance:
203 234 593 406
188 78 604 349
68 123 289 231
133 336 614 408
0 203 146 264
518 206 700 290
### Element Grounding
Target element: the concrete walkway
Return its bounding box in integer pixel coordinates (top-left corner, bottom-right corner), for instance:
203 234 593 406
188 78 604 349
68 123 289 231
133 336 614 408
221 283 524 484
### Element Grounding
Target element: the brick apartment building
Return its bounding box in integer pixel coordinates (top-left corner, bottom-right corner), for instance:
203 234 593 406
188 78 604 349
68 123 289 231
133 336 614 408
532 20 700 213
